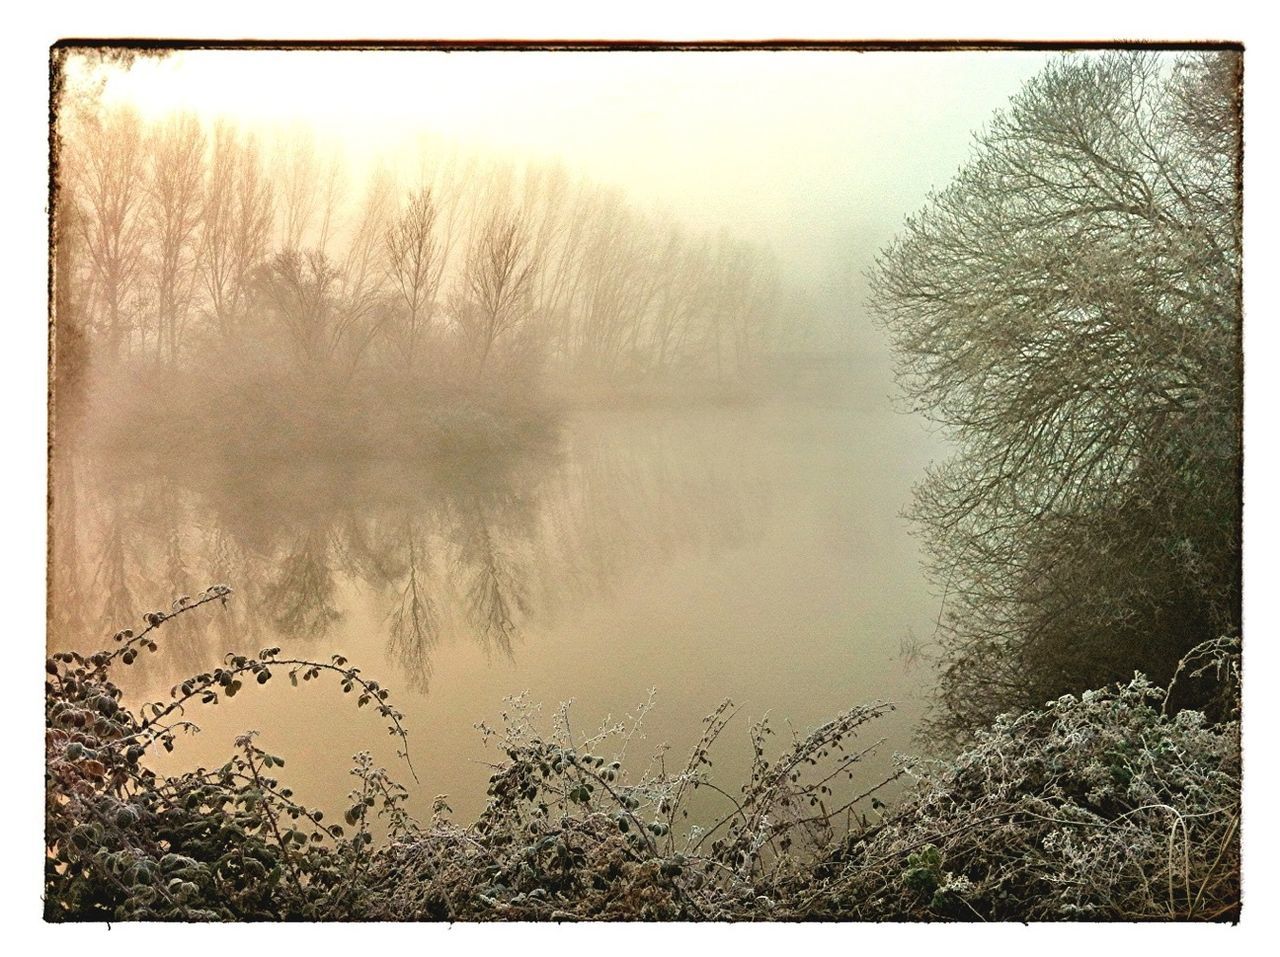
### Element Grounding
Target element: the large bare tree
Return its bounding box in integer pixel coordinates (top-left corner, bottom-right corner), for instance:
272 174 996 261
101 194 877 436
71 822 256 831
200 122 275 338
870 51 1242 738
72 105 148 357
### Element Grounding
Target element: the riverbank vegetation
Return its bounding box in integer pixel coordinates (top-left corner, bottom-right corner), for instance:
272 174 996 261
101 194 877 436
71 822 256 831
45 592 1239 921
871 50 1242 744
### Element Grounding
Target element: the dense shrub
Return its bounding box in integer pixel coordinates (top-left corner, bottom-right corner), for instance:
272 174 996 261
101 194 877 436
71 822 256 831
45 586 417 921
801 638 1240 921
45 592 1240 921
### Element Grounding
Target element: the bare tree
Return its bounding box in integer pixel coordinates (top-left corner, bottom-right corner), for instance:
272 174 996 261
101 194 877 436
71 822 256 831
870 51 1242 738
52 135 94 426
314 150 345 256
648 228 712 373
516 162 577 359
711 235 779 378
457 206 541 375
200 122 274 338
254 172 396 382
273 123 319 252
532 173 597 364
71 105 148 357
384 187 447 369
340 167 394 324
256 248 342 366
564 192 661 372
145 113 205 362
199 122 237 333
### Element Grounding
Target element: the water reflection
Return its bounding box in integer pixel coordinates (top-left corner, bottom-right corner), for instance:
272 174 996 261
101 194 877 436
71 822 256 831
49 410 772 692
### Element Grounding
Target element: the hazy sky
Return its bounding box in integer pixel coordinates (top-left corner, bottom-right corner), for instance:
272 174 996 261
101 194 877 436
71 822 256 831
72 47 1060 295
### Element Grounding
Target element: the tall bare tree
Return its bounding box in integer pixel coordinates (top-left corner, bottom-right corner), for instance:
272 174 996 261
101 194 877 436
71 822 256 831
256 172 395 382
457 206 540 374
200 122 274 338
384 187 447 369
273 123 319 252
647 225 712 373
145 113 205 362
870 51 1242 739
72 105 148 357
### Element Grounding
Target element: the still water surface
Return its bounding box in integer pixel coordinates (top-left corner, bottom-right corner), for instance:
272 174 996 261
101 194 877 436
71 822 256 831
50 384 941 825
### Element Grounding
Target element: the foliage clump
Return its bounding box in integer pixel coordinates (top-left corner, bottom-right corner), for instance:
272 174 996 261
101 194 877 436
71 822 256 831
45 586 416 921
348 693 901 921
800 638 1240 921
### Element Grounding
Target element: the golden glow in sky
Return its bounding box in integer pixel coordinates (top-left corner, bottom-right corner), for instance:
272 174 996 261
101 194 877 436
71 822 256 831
66 47 1057 285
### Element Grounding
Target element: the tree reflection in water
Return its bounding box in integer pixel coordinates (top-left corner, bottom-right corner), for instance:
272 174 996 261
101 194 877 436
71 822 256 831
48 412 771 693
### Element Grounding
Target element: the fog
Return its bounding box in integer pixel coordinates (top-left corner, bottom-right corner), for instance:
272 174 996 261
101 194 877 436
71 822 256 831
75 48 1053 287
51 46 1055 824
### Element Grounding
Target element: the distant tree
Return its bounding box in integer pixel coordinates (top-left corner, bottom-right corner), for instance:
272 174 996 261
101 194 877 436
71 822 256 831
200 122 275 338
145 113 205 362
870 51 1242 739
713 235 780 378
578 199 664 372
53 139 93 427
71 105 148 357
647 224 712 373
517 161 582 362
384 187 447 370
254 174 396 382
339 166 395 319
273 123 321 253
255 248 343 366
457 206 540 374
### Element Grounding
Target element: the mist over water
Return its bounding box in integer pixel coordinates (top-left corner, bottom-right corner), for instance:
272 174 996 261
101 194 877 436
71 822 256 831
51 369 942 822
49 46 1017 825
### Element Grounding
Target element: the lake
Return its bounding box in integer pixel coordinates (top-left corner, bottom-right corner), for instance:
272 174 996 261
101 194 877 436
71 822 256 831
49 376 942 827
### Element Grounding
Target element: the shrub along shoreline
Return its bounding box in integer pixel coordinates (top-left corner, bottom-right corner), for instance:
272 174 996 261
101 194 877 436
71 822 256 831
44 589 1240 922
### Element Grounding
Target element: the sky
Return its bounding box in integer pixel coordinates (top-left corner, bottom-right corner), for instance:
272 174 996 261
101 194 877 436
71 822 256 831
68 47 1058 293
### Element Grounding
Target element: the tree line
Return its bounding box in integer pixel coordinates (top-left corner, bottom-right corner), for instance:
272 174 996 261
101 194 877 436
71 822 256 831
54 99 793 407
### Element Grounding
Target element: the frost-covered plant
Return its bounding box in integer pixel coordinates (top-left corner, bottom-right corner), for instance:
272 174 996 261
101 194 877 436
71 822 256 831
45 586 418 921
46 589 1240 922
46 591 901 921
797 638 1241 921
352 693 902 921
